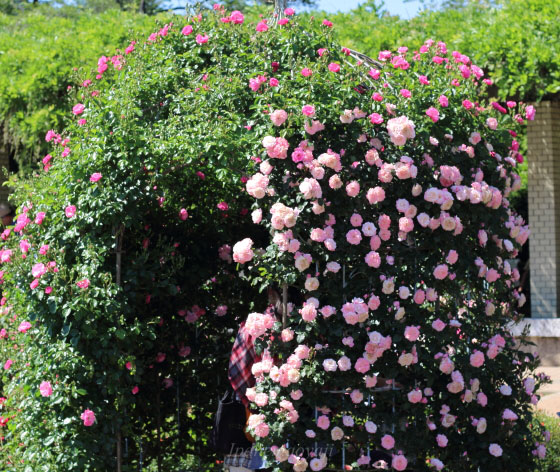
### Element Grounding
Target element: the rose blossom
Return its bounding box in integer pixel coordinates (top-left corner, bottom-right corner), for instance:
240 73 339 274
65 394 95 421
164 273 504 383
381 434 395 449
233 238 254 263
81 409 96 426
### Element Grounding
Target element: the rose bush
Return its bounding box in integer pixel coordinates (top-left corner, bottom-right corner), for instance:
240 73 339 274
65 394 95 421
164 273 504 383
226 13 550 472
0 4 551 472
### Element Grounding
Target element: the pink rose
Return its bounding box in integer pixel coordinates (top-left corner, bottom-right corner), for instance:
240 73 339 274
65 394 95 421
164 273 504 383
432 319 446 331
404 326 420 342
407 389 422 403
65 205 76 218
18 321 32 333
195 34 209 44
346 181 360 197
76 278 90 289
328 63 340 73
302 104 316 117
270 109 288 126
439 95 448 107
489 443 502 457
317 415 330 430
433 264 448 280
354 358 370 374
90 173 102 182
40 381 53 397
233 238 254 264
381 434 395 449
72 103 85 115
256 20 268 32
366 186 385 204
392 455 408 471
181 25 193 35
81 409 96 426
470 350 485 367
436 434 448 447
346 229 362 245
426 107 439 122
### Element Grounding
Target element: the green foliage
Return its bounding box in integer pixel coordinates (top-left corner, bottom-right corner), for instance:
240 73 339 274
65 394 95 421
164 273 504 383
0 6 161 172
329 0 560 103
534 412 560 472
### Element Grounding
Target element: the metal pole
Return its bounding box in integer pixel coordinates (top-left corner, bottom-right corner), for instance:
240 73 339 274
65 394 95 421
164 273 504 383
282 283 288 329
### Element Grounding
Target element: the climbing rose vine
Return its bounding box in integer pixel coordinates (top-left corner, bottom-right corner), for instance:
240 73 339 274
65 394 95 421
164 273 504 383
0 4 550 472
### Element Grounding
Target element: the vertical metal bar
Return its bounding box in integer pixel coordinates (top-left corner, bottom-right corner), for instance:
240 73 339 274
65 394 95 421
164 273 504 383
282 283 288 329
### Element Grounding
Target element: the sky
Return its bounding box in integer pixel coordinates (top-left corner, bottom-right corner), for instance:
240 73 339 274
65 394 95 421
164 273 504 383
303 0 424 18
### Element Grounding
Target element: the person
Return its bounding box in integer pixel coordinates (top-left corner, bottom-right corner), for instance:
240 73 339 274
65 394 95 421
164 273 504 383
224 286 303 472
0 202 14 227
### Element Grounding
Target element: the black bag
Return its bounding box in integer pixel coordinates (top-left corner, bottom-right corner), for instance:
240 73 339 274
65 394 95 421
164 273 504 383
210 389 252 454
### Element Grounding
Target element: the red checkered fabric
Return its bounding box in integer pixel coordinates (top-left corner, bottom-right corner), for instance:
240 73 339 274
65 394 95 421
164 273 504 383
228 321 261 407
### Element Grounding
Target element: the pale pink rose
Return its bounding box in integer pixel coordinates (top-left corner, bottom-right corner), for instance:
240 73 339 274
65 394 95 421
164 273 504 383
502 408 518 420
486 117 498 130
366 186 385 204
40 381 53 397
337 356 351 371
299 178 322 199
392 455 408 471
254 422 270 438
281 328 294 342
270 109 288 126
305 277 319 291
439 357 454 374
470 350 485 367
386 115 415 146
291 389 303 400
254 392 269 407
432 319 446 331
233 238 254 263
350 389 363 404
430 459 444 470
346 229 362 245
323 358 337 372
350 213 363 227
433 264 448 280
446 250 458 264
354 358 370 373
346 180 360 197
404 326 420 342
407 389 422 403
252 209 262 224
245 312 275 338
477 392 488 406
300 303 317 322
246 173 269 199
365 251 381 268
489 443 503 457
329 174 343 189
81 409 96 426
399 217 414 233
436 434 448 447
331 426 344 441
361 222 376 237
413 289 425 304
417 213 430 227
381 434 395 449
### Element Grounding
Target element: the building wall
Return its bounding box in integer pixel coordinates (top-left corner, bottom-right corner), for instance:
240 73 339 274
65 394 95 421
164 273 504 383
527 101 560 318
